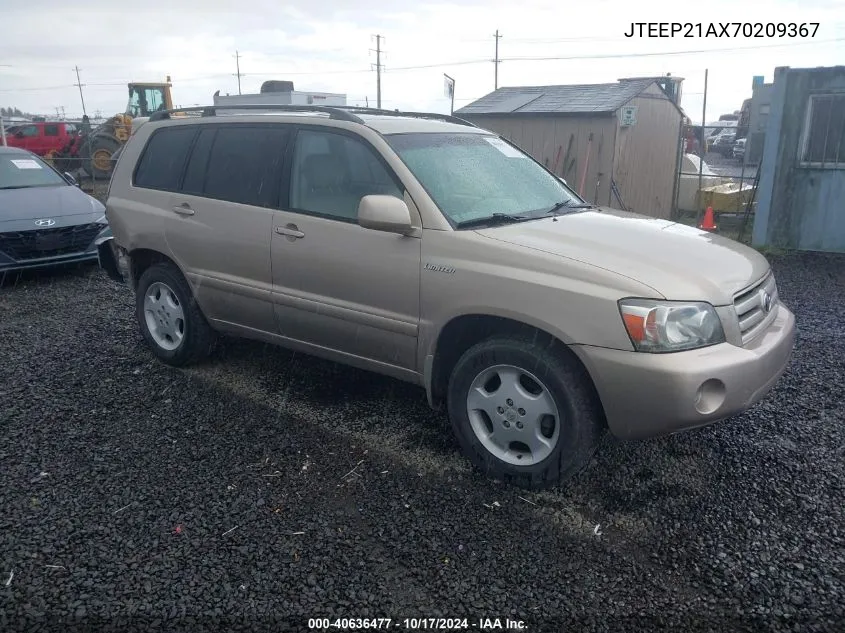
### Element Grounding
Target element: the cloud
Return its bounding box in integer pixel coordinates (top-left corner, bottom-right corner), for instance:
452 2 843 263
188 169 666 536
1 0 843 120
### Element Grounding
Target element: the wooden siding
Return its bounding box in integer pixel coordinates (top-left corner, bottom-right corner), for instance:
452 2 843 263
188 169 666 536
612 83 683 219
464 115 618 207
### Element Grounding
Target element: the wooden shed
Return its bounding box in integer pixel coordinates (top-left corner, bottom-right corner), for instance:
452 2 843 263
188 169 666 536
455 78 685 219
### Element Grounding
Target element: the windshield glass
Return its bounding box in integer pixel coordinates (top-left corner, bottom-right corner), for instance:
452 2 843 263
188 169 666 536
385 132 580 226
0 154 67 189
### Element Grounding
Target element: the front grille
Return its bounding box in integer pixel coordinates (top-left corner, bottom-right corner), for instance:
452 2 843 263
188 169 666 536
0 223 101 262
734 272 779 345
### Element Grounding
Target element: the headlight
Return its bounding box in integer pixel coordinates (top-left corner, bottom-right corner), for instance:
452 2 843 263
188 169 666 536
619 299 725 353
96 213 108 225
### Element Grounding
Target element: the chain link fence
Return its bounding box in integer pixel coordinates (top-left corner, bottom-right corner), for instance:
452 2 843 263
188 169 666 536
675 124 759 243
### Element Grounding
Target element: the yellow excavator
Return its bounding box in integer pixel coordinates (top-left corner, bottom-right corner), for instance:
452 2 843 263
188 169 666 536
75 78 174 179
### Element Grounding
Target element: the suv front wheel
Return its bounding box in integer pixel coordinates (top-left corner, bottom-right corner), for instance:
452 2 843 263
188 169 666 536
447 336 605 489
136 263 216 367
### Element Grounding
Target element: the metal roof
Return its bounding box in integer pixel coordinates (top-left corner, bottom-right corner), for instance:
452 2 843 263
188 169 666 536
455 78 656 115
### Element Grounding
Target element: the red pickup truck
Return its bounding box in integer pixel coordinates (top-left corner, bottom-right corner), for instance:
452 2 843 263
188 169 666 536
4 121 79 157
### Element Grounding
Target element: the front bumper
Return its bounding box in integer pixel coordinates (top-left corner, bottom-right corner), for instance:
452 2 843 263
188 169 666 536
575 303 796 440
0 250 98 272
0 224 111 273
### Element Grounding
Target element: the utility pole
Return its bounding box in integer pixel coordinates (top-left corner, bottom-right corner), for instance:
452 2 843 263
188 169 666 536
233 50 243 95
73 66 87 117
493 30 502 90
372 35 383 109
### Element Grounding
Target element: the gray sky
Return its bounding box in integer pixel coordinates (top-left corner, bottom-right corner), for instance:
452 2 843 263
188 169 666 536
2 0 843 121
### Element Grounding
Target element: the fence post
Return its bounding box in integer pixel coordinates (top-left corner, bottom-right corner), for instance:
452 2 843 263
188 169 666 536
698 69 708 217
0 116 6 147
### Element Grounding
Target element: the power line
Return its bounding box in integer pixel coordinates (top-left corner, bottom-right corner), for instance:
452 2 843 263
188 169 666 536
2 36 841 95
503 37 845 62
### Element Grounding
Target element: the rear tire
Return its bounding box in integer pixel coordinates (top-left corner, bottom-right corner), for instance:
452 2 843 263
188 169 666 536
78 134 121 180
447 335 605 490
135 263 216 367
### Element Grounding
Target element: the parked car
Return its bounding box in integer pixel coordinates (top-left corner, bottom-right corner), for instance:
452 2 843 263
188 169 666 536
98 105 796 489
0 147 110 272
732 137 746 160
3 121 79 158
712 132 737 158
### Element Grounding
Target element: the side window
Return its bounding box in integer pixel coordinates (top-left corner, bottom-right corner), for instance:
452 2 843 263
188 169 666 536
64 124 77 135
20 126 39 137
202 126 290 207
134 126 197 191
44 124 60 136
181 128 217 196
290 129 403 221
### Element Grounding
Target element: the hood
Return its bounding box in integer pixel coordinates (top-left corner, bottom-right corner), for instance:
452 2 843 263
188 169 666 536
475 208 770 306
0 185 105 231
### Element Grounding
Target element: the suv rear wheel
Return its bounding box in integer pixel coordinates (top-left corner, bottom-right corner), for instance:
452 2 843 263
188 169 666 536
136 263 216 366
447 336 604 489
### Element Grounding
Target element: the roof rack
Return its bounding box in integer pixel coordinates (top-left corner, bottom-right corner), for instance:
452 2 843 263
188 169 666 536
335 106 477 128
147 103 478 128
148 104 365 123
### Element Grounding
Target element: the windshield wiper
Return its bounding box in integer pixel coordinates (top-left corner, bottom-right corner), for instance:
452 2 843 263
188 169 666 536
455 212 534 229
546 199 594 216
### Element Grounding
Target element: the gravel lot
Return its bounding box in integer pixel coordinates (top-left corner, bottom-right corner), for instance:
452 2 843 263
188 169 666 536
1 252 843 633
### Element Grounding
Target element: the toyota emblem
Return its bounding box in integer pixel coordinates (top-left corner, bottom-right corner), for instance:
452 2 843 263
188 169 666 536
34 218 56 227
760 290 773 313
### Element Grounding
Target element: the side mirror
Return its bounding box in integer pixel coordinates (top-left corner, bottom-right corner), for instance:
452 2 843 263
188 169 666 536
63 172 79 187
15 131 24 138
358 195 413 235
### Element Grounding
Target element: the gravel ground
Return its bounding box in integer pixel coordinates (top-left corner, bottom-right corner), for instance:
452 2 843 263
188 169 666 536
1 252 843 633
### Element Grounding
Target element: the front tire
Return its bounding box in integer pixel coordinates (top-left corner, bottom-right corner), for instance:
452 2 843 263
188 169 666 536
447 336 605 490
135 263 216 367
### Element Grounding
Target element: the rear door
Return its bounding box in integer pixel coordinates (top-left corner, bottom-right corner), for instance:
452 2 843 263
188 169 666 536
161 123 291 333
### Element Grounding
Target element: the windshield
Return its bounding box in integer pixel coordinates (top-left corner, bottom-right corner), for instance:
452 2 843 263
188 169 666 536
385 132 581 227
0 154 67 189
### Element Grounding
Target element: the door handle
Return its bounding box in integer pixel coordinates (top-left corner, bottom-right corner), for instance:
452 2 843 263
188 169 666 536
274 225 305 239
172 203 195 216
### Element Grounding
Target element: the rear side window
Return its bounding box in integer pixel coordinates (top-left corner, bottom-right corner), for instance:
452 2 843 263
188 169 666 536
44 124 59 136
181 128 217 196
200 126 290 207
134 126 197 192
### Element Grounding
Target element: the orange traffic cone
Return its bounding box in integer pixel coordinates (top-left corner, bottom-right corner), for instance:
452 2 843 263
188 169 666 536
698 206 717 232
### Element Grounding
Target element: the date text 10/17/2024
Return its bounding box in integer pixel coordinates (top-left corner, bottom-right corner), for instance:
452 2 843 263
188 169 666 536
308 618 527 631
623 22 820 38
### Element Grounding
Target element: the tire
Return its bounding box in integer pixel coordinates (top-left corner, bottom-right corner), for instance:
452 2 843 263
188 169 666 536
78 134 121 180
447 335 605 490
135 263 216 367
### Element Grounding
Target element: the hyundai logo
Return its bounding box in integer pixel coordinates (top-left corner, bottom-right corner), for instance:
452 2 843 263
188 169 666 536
34 218 56 227
760 290 773 313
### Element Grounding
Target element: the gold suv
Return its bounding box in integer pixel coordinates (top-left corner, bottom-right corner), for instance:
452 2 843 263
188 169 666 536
98 105 796 489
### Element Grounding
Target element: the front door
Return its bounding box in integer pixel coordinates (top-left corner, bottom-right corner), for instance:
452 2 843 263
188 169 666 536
270 127 421 371
16 125 39 152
